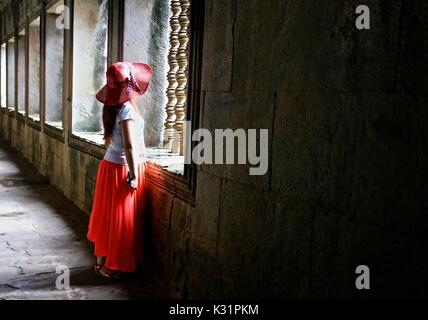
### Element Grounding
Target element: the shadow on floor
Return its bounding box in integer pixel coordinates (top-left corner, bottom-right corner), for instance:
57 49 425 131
0 138 173 300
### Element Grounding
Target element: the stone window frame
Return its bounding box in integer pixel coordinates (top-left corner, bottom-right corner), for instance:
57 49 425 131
6 36 16 120
42 0 66 143
1 36 16 124
15 26 26 123
68 0 108 147
1 2 44 133
0 2 17 122
0 0 69 142
0 0 204 204
68 0 205 204
0 41 6 109
120 0 204 204
67 0 114 159
26 10 43 132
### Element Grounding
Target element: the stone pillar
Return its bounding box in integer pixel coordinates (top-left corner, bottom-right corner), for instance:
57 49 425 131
171 0 190 155
164 0 181 151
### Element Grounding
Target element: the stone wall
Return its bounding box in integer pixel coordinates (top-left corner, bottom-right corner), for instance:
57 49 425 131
151 0 428 299
0 113 98 211
0 0 427 299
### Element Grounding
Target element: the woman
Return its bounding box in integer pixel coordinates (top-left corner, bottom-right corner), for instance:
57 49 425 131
87 61 152 279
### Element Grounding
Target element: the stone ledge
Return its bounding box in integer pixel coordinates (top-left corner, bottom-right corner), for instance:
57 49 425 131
146 148 184 175
145 149 194 206
65 137 193 204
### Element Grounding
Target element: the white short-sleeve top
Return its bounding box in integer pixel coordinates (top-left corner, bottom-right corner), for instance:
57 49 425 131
104 103 146 165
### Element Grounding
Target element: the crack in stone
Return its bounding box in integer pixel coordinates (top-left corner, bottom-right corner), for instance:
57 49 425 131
8 264 25 276
31 224 44 238
3 283 19 290
34 266 88 277
5 241 17 252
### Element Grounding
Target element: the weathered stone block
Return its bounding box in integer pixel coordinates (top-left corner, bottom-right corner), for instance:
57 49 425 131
144 184 174 227
201 91 274 189
201 0 235 91
186 241 229 299
396 1 428 93
272 91 350 200
69 148 87 210
169 198 189 253
84 156 101 213
166 198 190 293
310 215 427 298
273 91 427 235
188 172 221 255
268 193 313 298
216 179 275 298
151 220 170 257
233 0 401 92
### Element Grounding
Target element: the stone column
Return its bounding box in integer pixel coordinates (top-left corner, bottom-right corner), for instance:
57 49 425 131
171 0 190 155
163 0 181 151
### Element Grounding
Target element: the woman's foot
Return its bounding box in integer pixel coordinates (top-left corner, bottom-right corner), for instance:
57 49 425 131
97 266 121 280
94 264 102 273
94 257 106 274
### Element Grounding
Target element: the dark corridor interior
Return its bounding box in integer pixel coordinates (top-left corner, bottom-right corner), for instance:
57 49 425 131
0 0 428 300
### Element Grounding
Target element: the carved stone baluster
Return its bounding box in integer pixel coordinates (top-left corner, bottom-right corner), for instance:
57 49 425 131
164 0 181 151
171 0 190 155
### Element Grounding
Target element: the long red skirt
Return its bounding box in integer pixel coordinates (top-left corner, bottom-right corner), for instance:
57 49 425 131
87 159 145 272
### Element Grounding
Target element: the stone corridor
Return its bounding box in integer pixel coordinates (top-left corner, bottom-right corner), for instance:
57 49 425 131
0 0 426 300
0 138 169 300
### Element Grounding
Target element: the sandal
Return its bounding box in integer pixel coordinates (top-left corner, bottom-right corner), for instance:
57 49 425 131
97 266 121 280
94 263 103 274
94 257 106 275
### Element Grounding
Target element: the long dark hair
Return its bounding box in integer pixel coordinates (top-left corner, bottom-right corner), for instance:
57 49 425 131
102 104 122 143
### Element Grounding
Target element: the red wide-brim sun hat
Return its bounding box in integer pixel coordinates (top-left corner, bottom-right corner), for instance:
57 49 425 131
96 62 153 106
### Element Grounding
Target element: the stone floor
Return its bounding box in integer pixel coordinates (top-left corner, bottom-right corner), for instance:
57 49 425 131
0 139 170 300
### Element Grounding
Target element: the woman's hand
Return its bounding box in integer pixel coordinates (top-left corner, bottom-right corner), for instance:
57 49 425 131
128 177 138 190
126 172 138 190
